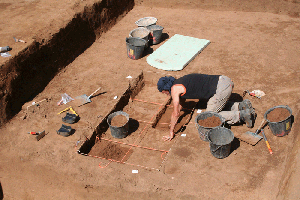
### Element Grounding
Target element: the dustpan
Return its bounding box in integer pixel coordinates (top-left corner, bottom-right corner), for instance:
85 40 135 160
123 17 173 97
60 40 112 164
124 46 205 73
75 87 101 106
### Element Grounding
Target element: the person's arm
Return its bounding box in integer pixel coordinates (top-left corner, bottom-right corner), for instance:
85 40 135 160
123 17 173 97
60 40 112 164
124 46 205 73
163 86 183 141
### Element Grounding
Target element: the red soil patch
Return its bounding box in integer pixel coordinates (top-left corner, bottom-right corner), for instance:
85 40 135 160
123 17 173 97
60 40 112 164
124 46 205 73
89 140 132 161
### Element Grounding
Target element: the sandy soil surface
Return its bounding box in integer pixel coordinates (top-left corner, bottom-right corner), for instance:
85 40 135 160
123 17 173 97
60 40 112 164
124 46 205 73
1 0 300 199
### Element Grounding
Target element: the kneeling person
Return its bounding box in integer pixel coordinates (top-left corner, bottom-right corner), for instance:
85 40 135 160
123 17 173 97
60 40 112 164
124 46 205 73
157 73 255 141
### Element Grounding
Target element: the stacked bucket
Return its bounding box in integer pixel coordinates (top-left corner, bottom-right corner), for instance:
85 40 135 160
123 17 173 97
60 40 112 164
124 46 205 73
195 105 293 159
126 17 164 60
195 111 234 159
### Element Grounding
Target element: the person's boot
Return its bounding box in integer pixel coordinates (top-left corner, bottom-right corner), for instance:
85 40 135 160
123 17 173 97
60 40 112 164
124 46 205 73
240 108 254 128
239 99 252 110
239 99 256 115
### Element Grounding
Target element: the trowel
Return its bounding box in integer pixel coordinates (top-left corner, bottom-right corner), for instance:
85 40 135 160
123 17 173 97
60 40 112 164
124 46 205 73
75 87 101 106
28 130 46 141
239 119 265 146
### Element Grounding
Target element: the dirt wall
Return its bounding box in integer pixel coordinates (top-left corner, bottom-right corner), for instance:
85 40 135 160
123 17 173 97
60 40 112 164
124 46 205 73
0 0 134 127
78 71 144 155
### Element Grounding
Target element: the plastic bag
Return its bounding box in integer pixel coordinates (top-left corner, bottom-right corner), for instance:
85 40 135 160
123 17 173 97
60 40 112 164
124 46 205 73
250 90 266 98
1 52 11 57
57 93 74 105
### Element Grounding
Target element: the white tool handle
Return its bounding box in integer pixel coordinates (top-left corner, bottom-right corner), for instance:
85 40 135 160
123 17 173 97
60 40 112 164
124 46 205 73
88 87 101 98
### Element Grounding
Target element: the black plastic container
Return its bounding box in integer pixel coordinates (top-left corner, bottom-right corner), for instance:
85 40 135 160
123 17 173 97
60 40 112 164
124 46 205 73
126 37 147 60
195 111 225 141
207 127 234 159
264 105 292 137
107 111 129 139
146 25 164 45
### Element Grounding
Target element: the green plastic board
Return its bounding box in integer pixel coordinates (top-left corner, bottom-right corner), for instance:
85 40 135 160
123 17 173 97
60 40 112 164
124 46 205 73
146 34 210 71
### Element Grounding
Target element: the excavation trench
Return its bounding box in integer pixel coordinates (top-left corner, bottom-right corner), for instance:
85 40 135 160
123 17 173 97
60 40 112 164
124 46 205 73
77 71 197 170
0 0 134 126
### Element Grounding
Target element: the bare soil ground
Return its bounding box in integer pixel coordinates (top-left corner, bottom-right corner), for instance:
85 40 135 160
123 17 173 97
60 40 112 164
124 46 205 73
1 0 300 199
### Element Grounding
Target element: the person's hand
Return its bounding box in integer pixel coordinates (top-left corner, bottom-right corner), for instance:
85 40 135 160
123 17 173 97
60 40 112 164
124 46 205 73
163 133 174 141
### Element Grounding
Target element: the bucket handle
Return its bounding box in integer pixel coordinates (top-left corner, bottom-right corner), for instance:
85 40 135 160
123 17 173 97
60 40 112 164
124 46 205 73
211 145 222 153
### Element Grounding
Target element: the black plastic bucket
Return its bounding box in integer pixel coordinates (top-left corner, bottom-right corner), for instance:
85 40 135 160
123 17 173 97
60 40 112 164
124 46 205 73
195 111 225 142
107 111 129 139
146 25 164 45
207 127 234 159
264 105 292 137
126 37 147 60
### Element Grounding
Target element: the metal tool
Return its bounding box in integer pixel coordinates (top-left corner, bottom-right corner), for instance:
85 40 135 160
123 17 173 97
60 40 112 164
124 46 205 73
239 119 265 146
28 130 46 141
261 128 273 154
75 87 101 106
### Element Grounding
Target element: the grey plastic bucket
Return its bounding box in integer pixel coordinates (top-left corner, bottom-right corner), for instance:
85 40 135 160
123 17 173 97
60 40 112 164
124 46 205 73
195 111 225 141
264 105 292 137
126 37 147 60
107 111 129 139
129 27 150 47
135 17 157 27
146 25 164 45
207 127 234 159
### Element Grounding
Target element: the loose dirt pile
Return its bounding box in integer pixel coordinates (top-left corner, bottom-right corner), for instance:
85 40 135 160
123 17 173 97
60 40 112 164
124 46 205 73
111 115 128 127
197 115 222 127
266 107 291 122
